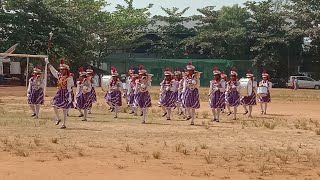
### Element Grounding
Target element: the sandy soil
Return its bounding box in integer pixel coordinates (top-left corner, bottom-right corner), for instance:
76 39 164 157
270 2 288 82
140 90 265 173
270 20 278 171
0 86 320 180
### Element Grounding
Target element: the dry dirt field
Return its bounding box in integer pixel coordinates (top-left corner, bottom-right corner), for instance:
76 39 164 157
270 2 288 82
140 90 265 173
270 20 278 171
0 86 320 180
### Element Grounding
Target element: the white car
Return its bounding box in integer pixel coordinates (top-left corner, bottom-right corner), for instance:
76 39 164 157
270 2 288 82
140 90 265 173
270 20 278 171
287 76 320 89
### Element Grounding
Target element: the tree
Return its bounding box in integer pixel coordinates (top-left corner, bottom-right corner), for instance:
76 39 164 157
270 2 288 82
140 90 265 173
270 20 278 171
151 7 195 58
184 5 249 59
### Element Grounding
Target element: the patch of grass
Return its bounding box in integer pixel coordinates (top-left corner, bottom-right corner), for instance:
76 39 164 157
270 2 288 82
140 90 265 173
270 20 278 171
125 144 131 152
175 143 185 152
201 111 209 119
204 153 214 164
33 138 41 146
15 149 29 157
51 138 58 144
263 121 276 129
114 163 126 169
181 148 189 155
200 144 208 149
223 156 231 162
152 151 161 159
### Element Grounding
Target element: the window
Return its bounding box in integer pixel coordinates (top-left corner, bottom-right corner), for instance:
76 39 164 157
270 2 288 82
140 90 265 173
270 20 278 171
304 77 315 82
297 77 305 81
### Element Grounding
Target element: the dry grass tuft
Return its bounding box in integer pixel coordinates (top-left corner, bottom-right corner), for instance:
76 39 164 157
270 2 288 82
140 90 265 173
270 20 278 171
200 144 208 149
204 153 214 164
181 148 189 155
78 150 84 157
125 144 131 152
201 111 209 119
114 163 126 169
152 151 161 159
315 129 320 135
33 138 41 146
263 121 276 129
15 149 29 157
51 138 58 144
175 143 185 152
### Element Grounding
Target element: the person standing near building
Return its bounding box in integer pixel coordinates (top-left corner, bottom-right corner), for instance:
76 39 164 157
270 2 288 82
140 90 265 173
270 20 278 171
27 65 45 119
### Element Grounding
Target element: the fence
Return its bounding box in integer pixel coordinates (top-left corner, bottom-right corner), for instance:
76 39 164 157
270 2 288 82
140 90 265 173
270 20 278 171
103 58 257 86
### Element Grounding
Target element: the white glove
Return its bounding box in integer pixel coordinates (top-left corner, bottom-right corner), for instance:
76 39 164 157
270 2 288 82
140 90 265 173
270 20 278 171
192 80 196 85
27 93 30 97
214 87 219 91
44 58 50 64
232 85 236 89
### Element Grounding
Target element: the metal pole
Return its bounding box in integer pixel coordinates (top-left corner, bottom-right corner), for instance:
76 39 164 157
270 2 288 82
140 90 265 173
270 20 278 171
44 58 48 98
26 57 29 87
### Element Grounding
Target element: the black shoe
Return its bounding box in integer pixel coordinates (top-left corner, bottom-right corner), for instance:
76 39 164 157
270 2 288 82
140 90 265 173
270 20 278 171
67 114 69 117
186 116 191 120
190 122 194 125
55 120 61 125
167 118 171 120
110 108 115 112
179 112 184 116
129 111 134 114
78 114 84 117
243 111 248 115
31 114 36 117
114 116 118 118
140 113 143 116
227 112 232 116
82 119 87 121
60 125 66 129
162 112 167 117
216 119 220 123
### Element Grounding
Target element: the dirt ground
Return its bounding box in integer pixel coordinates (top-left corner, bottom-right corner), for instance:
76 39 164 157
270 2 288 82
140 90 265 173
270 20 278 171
0 86 320 180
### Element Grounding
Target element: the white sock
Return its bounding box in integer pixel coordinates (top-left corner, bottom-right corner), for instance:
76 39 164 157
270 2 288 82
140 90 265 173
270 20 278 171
264 103 268 113
211 109 216 120
217 108 221 120
187 108 191 117
30 105 36 114
249 106 252 116
84 109 88 120
62 109 68 126
115 106 119 117
142 108 147 122
78 108 83 115
167 108 171 119
191 109 195 123
53 107 60 120
35 105 40 118
233 107 237 119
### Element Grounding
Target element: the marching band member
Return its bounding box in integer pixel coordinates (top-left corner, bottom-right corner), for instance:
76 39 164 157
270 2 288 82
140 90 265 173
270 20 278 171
136 65 152 124
75 67 94 121
221 71 228 113
27 65 45 119
105 67 123 118
183 62 200 125
173 68 182 115
258 70 272 115
180 68 188 118
159 68 175 120
86 66 96 114
47 58 74 129
226 67 240 120
241 70 257 118
208 67 225 122
126 68 138 115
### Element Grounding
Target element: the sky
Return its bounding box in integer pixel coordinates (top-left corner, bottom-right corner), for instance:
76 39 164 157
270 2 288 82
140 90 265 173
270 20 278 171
105 0 265 16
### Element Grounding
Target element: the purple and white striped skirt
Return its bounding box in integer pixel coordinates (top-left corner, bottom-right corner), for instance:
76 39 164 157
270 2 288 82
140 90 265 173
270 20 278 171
127 92 135 105
241 92 257 106
76 91 95 110
258 91 271 103
183 88 200 109
105 90 122 106
159 91 175 108
28 88 44 105
136 91 151 108
52 89 72 109
91 87 97 102
226 91 240 107
209 91 225 109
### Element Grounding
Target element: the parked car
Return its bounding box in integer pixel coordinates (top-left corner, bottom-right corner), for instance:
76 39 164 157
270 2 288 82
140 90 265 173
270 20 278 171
287 76 320 89
270 78 287 88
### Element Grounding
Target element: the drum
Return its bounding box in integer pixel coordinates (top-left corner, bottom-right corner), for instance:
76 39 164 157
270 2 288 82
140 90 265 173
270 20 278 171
257 87 268 97
239 78 253 96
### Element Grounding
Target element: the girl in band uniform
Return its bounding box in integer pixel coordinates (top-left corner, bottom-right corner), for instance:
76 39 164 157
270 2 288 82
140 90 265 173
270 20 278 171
105 67 123 118
241 70 257 118
159 68 175 120
258 70 272 115
208 67 225 122
226 67 240 120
